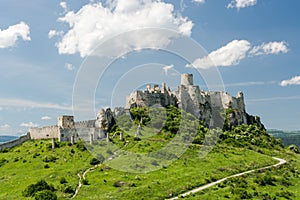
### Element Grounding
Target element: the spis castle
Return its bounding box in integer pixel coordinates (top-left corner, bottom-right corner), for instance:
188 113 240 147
28 74 263 143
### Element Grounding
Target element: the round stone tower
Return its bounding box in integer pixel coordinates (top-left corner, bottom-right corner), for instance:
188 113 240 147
181 74 194 86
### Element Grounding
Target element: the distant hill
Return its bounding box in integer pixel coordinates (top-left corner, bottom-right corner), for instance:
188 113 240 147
0 135 18 144
268 129 300 148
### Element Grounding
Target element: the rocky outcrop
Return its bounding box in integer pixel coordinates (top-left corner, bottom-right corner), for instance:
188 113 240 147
95 108 116 132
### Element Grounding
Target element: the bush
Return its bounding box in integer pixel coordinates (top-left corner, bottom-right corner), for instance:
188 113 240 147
59 177 67 184
287 145 299 154
90 158 101 165
0 148 9 153
113 181 126 187
63 185 74 194
82 179 89 185
32 152 40 158
0 158 8 167
22 180 55 197
255 174 276 186
44 164 50 169
34 190 57 200
42 155 57 163
76 140 87 151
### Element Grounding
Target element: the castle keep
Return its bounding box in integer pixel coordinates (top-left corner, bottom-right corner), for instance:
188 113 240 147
28 74 262 142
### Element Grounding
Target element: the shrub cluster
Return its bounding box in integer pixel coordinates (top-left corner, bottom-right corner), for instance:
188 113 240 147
22 180 57 200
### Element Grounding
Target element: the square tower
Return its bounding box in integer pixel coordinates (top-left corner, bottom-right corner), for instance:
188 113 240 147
57 116 75 129
181 74 194 86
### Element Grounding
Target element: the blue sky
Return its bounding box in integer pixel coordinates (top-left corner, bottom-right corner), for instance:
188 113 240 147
0 0 300 135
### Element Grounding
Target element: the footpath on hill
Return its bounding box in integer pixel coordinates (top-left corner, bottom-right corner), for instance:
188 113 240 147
168 157 286 200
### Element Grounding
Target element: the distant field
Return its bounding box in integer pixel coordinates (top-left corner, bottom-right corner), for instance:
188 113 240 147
0 135 18 144
268 130 300 148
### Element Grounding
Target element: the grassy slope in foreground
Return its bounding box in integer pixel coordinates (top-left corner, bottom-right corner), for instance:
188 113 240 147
0 140 93 199
185 152 300 200
1 140 277 200
76 145 278 200
0 119 299 199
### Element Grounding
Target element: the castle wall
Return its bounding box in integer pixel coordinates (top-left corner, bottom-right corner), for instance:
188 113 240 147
126 89 177 109
59 128 77 142
0 133 30 151
75 120 96 128
29 125 58 140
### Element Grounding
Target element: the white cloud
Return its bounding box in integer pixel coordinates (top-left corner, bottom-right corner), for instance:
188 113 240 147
163 64 174 75
192 0 206 4
249 41 289 56
0 98 72 111
227 0 257 9
1 124 10 128
0 22 30 48
60 1 68 12
190 40 251 69
41 116 51 120
65 63 75 71
20 122 39 128
54 1 193 57
48 30 64 39
280 76 300 87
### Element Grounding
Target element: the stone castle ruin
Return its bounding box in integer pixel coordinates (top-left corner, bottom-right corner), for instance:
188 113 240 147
27 73 262 143
126 74 262 128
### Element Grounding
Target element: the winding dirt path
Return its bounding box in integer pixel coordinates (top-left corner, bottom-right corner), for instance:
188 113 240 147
71 164 102 199
168 157 286 200
71 141 129 199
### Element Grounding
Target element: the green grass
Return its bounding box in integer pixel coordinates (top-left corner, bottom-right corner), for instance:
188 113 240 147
0 122 299 199
185 152 300 200
75 144 277 200
0 140 93 199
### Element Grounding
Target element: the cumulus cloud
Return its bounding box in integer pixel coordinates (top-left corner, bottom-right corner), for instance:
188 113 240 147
190 40 251 69
0 22 30 48
163 64 174 75
189 39 289 69
227 0 257 9
280 76 300 87
1 124 10 128
249 41 289 56
48 30 64 39
192 0 206 4
54 0 193 57
20 122 39 128
65 63 75 71
41 116 51 120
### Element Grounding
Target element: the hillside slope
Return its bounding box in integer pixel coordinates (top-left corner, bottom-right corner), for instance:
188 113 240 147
0 107 299 199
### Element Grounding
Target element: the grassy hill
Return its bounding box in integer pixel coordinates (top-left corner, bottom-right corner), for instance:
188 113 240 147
0 107 299 199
